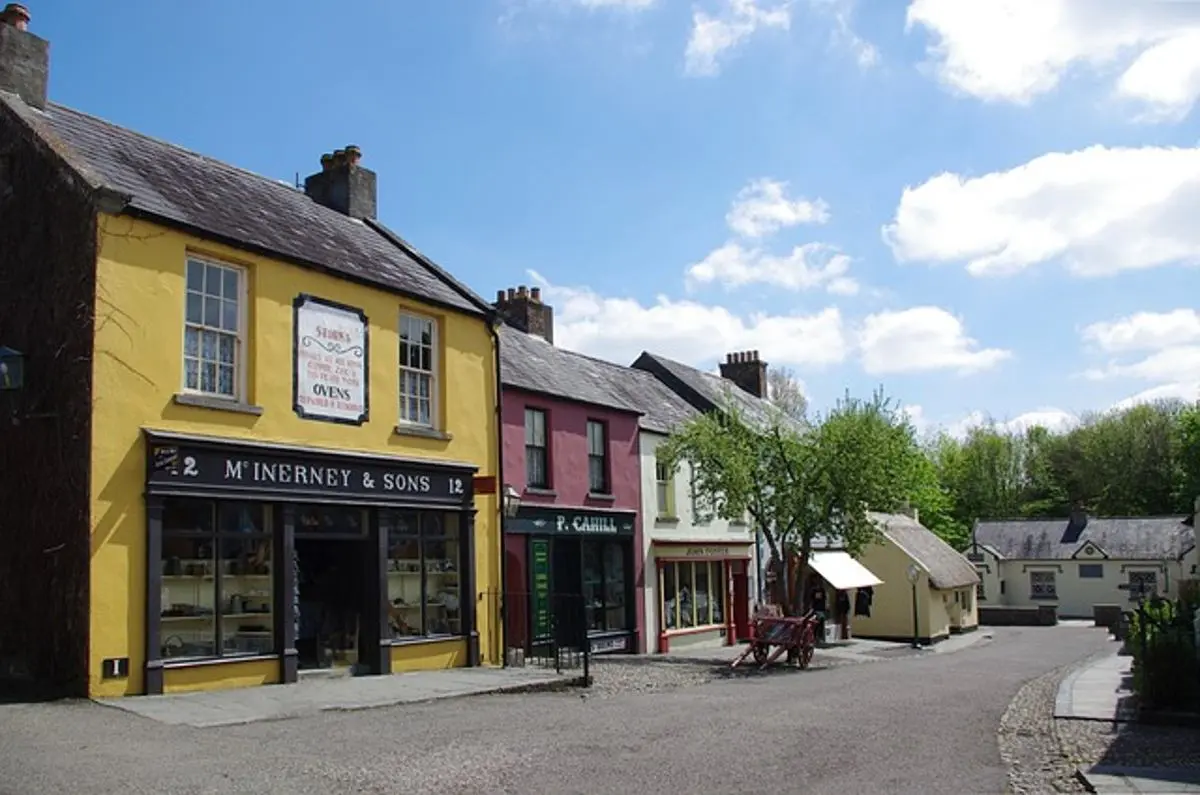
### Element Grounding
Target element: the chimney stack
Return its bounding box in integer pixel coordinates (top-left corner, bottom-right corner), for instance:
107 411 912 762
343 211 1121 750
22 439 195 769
494 284 554 343
0 3 48 110
303 144 377 220
719 349 768 398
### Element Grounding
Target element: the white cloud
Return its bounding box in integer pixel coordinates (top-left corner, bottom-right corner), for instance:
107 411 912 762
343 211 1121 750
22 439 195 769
905 0 1200 122
529 270 850 368
906 405 1077 439
726 178 829 238
1084 346 1200 383
574 0 657 7
685 0 791 77
811 0 878 69
685 242 857 294
858 306 1012 375
1113 381 1200 410
1080 309 1200 406
883 145 1200 278
1082 309 1200 353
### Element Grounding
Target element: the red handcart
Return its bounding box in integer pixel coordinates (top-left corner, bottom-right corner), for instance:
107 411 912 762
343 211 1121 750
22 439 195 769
730 608 818 670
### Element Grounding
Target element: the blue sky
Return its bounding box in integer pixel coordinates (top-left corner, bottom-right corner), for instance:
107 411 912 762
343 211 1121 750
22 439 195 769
35 0 1200 434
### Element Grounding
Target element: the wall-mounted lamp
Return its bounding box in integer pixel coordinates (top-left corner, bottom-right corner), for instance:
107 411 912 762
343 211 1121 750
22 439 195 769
502 484 522 519
0 346 24 391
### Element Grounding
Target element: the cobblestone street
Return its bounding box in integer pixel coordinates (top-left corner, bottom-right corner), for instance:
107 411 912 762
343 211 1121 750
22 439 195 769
0 625 1112 795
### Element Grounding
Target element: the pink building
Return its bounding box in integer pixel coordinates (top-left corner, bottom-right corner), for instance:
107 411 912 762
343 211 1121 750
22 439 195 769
496 287 645 656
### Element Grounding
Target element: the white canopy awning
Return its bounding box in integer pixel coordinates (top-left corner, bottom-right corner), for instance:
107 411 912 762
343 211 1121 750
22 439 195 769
809 551 883 590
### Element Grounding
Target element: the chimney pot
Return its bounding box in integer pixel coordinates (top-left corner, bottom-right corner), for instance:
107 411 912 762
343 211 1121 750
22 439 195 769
751 350 759 361
320 153 334 172
517 285 528 298
506 288 516 300
530 287 541 302
345 145 361 167
1 3 30 31
496 289 506 303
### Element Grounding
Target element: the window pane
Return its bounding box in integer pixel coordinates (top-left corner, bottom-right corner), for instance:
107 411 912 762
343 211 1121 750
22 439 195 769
583 541 602 631
200 361 217 393
221 267 238 300
218 502 263 534
656 482 669 514
184 358 199 390
161 535 217 660
221 299 238 332
186 260 204 292
662 564 677 630
203 296 220 328
204 263 222 296
695 561 711 625
218 334 235 365
385 510 423 638
422 515 461 637
219 536 273 657
604 542 626 631
710 562 725 624
526 447 546 487
186 292 203 324
589 457 606 493
184 327 200 357
296 505 366 535
164 499 215 534
679 563 695 628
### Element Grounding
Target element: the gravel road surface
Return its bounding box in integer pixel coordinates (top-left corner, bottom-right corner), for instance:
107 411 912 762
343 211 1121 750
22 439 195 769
0 626 1111 795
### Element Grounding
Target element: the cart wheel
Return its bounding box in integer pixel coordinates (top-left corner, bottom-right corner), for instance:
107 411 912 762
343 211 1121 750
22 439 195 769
751 643 769 666
798 631 815 669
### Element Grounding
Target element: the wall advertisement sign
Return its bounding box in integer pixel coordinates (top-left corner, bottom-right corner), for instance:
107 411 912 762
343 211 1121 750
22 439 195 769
293 294 369 425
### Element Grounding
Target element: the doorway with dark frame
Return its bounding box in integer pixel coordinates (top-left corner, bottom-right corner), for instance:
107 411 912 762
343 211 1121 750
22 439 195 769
293 505 371 672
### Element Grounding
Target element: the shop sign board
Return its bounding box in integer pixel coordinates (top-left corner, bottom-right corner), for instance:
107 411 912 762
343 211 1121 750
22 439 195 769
293 294 369 425
508 507 635 536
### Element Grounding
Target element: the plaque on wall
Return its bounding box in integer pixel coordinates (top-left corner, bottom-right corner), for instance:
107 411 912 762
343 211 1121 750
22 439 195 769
293 294 370 425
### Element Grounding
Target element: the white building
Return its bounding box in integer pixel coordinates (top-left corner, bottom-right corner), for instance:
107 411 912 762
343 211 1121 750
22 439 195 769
970 513 1198 619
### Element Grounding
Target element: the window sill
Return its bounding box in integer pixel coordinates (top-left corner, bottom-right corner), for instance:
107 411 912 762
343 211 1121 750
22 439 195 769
664 624 726 637
173 392 264 416
524 487 558 498
393 424 453 441
655 515 680 525
587 492 616 502
1029 595 1058 601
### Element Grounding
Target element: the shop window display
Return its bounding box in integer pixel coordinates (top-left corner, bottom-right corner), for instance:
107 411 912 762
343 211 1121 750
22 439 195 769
383 510 462 639
661 560 726 631
160 500 273 661
582 539 628 633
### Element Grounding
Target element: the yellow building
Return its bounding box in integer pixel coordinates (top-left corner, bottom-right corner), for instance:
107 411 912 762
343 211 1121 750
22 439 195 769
813 512 980 645
0 10 502 697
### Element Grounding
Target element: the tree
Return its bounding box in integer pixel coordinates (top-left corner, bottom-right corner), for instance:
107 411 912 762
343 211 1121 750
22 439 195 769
660 387 919 613
766 366 808 421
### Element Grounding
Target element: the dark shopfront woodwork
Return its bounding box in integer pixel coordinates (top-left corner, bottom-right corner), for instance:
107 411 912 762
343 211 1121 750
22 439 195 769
507 506 637 655
142 430 477 695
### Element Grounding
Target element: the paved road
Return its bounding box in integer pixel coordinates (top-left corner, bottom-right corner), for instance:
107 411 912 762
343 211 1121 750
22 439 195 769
0 626 1112 795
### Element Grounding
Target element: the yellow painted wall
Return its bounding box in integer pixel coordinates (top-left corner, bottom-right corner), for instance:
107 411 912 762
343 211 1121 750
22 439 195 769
925 590 952 641
164 659 279 694
390 639 467 670
89 215 501 696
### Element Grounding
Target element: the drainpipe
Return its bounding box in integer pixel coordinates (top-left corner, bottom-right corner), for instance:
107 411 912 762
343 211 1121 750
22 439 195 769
486 309 508 667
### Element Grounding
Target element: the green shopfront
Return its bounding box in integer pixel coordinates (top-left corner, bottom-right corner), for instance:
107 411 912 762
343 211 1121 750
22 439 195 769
503 506 639 657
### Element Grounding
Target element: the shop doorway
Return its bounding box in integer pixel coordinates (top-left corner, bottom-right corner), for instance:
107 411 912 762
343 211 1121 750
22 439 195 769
732 566 751 641
295 537 368 671
551 537 584 649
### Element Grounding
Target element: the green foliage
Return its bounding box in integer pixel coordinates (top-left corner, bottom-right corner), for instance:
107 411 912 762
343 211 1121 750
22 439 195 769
1128 597 1199 711
927 399 1200 537
661 386 926 610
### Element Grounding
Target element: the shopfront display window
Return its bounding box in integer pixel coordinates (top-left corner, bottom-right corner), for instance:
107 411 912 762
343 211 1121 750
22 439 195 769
383 510 463 640
582 539 628 632
160 499 273 661
661 560 726 631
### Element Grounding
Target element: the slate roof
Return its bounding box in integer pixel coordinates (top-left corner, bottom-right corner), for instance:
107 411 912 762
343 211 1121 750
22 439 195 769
499 327 698 433
0 95 487 315
972 516 1195 561
869 512 981 590
631 351 799 431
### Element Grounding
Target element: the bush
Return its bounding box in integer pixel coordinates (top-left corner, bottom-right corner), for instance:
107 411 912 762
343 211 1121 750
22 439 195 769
1129 597 1200 711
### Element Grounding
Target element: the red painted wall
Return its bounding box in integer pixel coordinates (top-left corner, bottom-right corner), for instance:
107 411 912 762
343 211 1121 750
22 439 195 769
501 386 645 651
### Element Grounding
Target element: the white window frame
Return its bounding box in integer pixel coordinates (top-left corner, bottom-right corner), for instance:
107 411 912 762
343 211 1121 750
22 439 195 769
398 311 438 428
586 419 608 494
180 255 247 401
654 456 675 518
